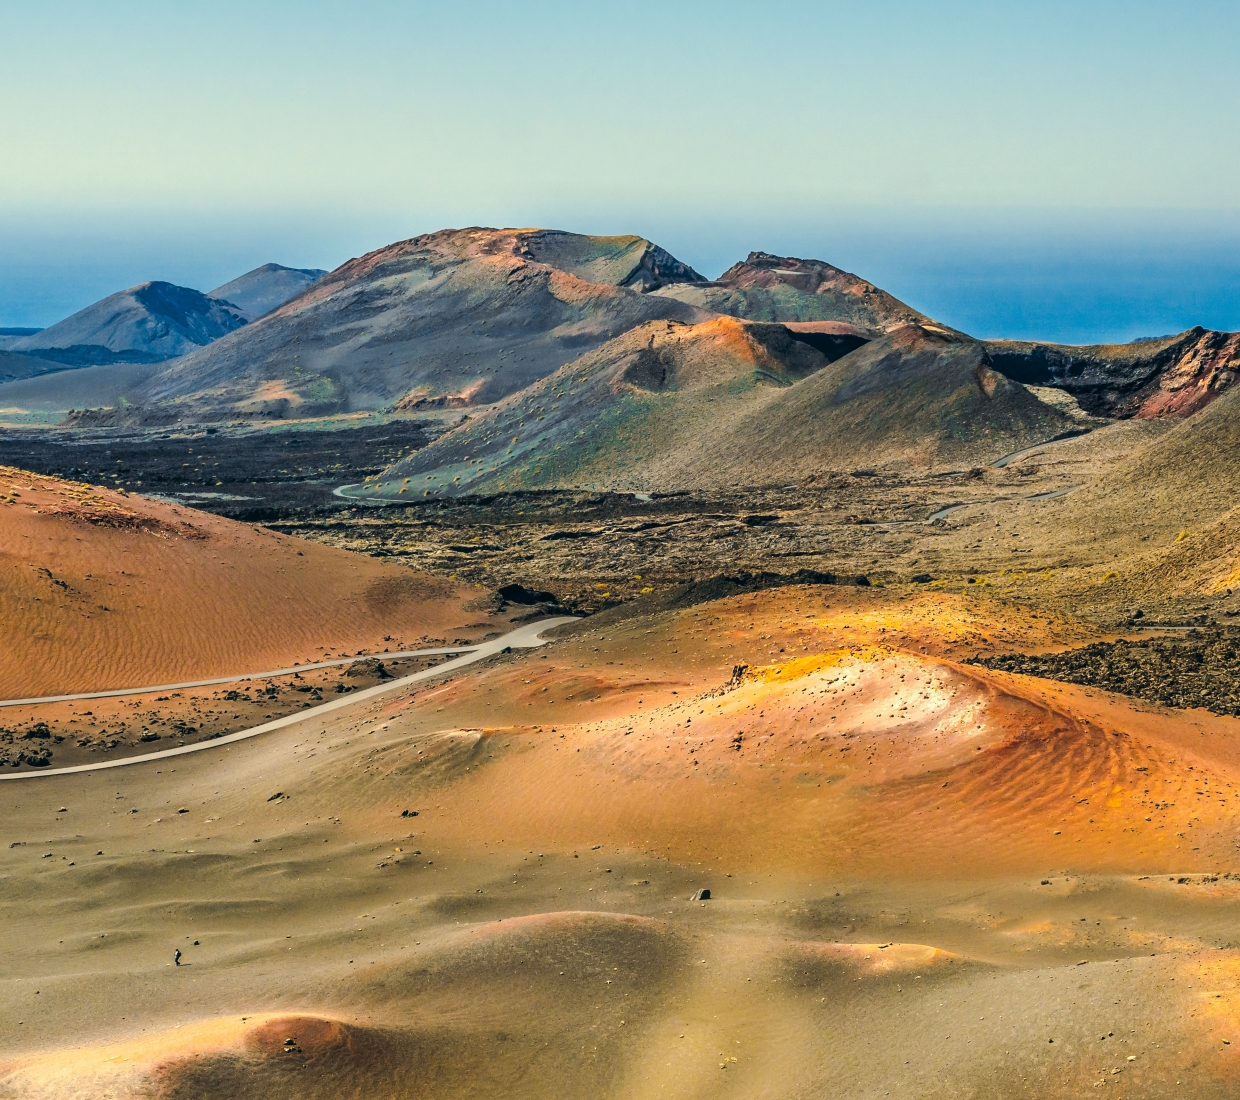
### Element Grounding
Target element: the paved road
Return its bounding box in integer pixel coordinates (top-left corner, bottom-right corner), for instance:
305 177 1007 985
991 428 1094 469
0 646 487 709
0 617 578 781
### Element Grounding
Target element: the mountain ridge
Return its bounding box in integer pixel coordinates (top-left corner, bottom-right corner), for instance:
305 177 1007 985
985 326 1240 418
126 228 715 420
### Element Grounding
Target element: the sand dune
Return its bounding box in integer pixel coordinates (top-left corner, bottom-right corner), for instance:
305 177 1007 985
0 467 487 699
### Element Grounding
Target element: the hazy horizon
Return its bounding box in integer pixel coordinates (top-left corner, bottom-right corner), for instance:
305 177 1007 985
4 206 1238 344
4 1 1238 343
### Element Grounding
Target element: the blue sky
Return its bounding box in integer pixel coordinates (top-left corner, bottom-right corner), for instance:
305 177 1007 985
3 1 1238 341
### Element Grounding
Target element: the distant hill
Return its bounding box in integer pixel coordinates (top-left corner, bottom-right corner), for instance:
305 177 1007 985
208 263 327 320
9 281 248 365
1063 379 1240 536
355 319 1074 498
0 328 43 351
651 251 928 332
128 228 713 421
985 327 1240 418
0 349 59 384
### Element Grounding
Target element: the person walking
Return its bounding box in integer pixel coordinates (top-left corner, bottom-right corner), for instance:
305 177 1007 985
174 948 182 966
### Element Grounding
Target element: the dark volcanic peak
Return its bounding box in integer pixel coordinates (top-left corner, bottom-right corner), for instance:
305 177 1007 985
208 263 328 320
985 326 1240 419
651 250 928 332
10 281 247 363
131 227 712 421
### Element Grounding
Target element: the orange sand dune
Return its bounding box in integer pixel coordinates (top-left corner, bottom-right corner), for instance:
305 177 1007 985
390 647 1239 879
0 467 487 698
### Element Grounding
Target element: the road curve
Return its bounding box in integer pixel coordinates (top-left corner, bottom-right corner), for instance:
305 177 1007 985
0 617 578 781
991 428 1093 469
0 646 486 709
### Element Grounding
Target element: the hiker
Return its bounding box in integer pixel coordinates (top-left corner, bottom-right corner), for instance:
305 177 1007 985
174 948 182 966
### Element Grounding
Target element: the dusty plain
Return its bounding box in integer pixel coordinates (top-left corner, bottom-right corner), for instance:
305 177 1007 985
5 485 1240 1096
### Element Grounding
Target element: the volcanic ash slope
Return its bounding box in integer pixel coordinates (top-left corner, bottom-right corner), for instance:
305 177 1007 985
6 588 1240 1098
365 319 1076 497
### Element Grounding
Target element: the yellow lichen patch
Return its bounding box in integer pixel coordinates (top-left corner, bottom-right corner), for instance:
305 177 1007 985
741 648 866 684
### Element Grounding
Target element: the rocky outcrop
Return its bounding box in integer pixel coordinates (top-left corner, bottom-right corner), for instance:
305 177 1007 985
985 327 1240 419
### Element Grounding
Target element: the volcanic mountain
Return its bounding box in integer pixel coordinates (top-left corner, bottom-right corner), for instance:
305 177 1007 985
0 328 42 351
9 282 249 366
651 251 928 332
208 262 328 320
1038 379 1240 607
358 319 1074 498
128 229 713 421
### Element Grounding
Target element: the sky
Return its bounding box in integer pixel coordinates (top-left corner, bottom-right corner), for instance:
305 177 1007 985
2 0 1238 341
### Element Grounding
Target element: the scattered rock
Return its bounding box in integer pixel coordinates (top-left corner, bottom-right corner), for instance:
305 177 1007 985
345 657 392 680
972 628 1240 718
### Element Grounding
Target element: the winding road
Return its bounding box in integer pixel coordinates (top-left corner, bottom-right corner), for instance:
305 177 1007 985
0 617 578 781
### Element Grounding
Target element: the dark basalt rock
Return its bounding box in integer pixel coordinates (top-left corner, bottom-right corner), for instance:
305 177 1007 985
498 583 558 605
